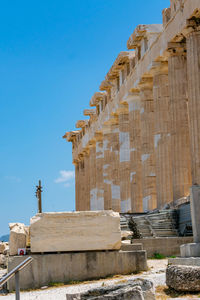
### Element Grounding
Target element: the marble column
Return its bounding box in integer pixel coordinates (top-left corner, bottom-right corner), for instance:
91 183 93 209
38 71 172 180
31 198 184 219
186 28 200 185
182 26 200 255
110 118 121 212
168 43 192 201
84 151 90 210
89 143 97 210
152 61 173 208
95 134 104 210
103 127 112 210
125 91 143 212
139 78 157 211
75 161 80 211
118 103 131 213
78 156 86 211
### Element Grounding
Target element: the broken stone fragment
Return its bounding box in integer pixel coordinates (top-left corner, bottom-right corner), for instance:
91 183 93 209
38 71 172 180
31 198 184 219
66 279 155 300
166 265 200 291
2 242 9 255
67 286 144 300
0 242 5 254
0 254 6 267
9 223 29 256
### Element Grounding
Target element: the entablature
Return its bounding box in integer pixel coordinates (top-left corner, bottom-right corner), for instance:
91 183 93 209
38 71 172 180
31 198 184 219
127 24 163 62
106 51 135 81
90 92 106 107
99 80 113 92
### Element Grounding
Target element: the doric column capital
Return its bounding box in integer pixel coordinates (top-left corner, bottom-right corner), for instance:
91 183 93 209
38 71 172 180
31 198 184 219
102 123 112 135
90 92 106 107
84 109 97 122
148 61 168 76
123 91 140 104
138 77 153 91
116 103 129 115
82 147 90 156
88 139 96 147
73 158 80 166
167 42 186 56
122 91 141 113
74 152 86 165
63 130 80 142
94 131 103 142
182 18 200 37
76 120 88 129
104 115 119 130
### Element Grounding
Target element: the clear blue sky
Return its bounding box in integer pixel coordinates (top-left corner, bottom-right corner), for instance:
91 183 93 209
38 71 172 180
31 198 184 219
0 0 170 236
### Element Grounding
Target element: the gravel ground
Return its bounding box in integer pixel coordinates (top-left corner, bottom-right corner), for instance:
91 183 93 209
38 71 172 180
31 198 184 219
1 259 200 299
0 259 167 299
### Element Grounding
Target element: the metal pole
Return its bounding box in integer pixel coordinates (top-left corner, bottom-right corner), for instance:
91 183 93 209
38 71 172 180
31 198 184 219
38 180 42 213
15 271 20 300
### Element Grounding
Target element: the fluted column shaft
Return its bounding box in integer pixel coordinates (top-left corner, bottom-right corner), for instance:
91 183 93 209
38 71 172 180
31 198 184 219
89 144 97 210
153 62 173 208
95 136 104 210
110 122 121 212
75 162 80 211
78 157 86 211
103 128 112 210
126 92 143 212
168 45 192 200
119 104 131 213
84 152 90 210
139 79 157 211
187 29 200 185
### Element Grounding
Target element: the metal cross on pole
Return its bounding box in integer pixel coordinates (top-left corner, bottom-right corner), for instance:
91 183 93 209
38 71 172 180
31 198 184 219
35 180 42 213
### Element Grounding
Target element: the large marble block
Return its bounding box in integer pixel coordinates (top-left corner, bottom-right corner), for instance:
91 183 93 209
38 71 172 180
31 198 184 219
30 211 121 253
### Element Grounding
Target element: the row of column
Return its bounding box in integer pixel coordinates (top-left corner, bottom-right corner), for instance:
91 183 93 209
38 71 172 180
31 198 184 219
75 26 200 213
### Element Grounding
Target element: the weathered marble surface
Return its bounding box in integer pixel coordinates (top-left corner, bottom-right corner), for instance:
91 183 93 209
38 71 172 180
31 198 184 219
30 211 121 253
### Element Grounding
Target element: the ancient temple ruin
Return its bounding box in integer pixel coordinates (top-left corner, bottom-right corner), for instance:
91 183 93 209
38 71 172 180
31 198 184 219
64 0 200 214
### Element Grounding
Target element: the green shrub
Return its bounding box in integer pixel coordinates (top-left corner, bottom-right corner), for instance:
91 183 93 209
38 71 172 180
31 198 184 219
152 252 166 259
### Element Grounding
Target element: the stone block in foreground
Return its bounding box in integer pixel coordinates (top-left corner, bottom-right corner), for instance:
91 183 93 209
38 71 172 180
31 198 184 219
8 250 147 291
66 279 155 300
166 265 200 291
30 211 121 253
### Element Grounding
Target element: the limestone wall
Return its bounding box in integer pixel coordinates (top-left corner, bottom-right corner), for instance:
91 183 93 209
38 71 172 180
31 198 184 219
64 0 200 213
132 236 193 258
8 250 147 291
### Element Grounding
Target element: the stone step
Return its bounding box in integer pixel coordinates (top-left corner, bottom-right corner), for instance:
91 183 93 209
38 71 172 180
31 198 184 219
129 209 179 238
